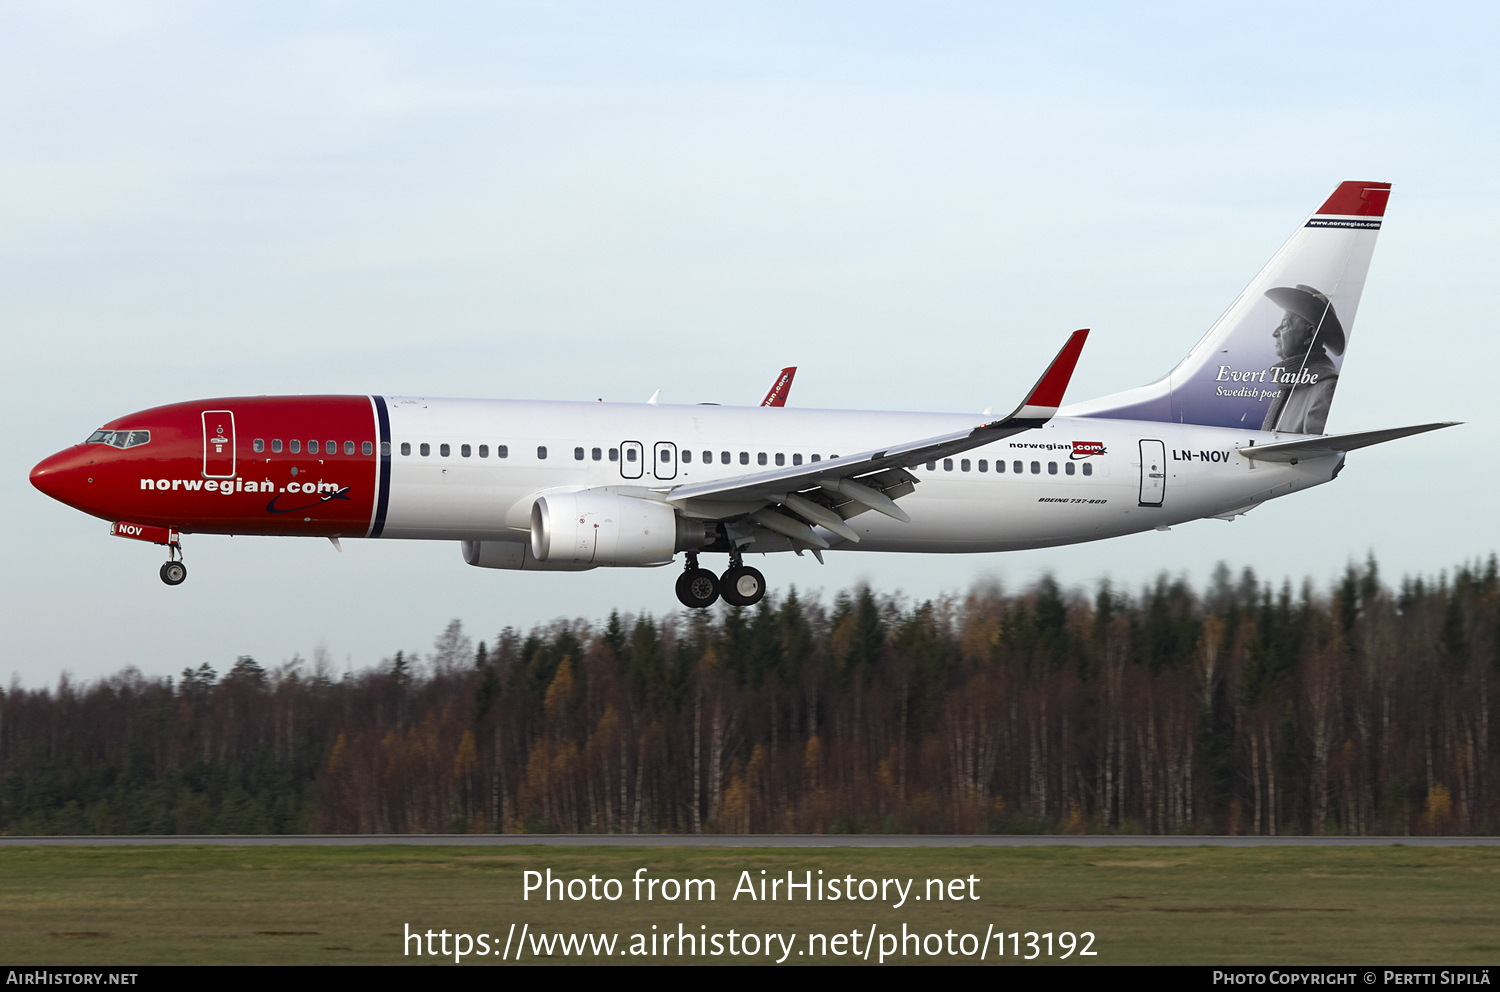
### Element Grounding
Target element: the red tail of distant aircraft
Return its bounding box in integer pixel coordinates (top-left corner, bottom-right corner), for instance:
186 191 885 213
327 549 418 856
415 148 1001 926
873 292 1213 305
761 368 796 407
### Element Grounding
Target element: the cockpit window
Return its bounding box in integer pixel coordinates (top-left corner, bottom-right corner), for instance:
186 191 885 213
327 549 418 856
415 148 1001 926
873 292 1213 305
86 430 150 449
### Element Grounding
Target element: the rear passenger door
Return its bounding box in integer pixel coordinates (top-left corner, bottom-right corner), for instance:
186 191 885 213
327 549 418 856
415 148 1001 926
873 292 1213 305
1138 439 1166 506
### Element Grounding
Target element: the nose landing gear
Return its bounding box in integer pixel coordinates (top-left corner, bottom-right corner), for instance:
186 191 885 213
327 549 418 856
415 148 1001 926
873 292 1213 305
159 542 187 586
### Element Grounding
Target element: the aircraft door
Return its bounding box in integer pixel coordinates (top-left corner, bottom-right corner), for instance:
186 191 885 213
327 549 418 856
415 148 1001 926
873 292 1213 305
1138 439 1165 506
202 410 236 479
619 440 643 479
653 442 677 481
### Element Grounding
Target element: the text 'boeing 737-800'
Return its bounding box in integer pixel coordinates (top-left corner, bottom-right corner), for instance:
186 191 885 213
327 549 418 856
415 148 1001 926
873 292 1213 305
31 181 1456 608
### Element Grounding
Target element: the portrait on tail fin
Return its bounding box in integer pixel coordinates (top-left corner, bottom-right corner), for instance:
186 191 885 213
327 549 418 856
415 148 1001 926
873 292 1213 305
1262 284 1344 435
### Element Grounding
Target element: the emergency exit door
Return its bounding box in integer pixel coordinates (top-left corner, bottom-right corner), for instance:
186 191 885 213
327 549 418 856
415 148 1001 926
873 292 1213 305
619 440 643 480
1138 439 1165 506
202 410 236 479
653 442 677 480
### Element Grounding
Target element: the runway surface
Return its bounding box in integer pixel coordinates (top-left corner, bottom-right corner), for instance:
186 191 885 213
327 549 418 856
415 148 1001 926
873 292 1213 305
1 834 1496 847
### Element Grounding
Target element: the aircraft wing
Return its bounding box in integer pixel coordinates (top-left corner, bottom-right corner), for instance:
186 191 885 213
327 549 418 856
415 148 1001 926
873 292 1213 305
1238 422 1460 462
665 330 1088 543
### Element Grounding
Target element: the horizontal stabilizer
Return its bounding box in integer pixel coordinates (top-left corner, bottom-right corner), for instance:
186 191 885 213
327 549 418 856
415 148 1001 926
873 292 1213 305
1239 422 1459 462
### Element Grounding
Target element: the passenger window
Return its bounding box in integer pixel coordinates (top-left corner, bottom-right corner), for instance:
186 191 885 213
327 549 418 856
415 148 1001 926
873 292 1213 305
420 443 430 456
592 447 602 461
702 450 712 464
626 448 636 462
326 440 335 454
498 445 509 458
759 452 768 466
290 439 301 453
740 452 749 465
943 458 953 471
774 453 784 466
272 439 282 453
1082 462 1093 476
1014 461 1023 474
681 450 691 463
811 454 821 462
721 451 730 464
479 445 488 458
607 447 616 461
363 441 373 456
1065 462 1075 475
961 459 971 472
575 447 585 461
400 442 411 456
538 446 548 460
660 449 672 463
792 453 803 466
308 440 318 454
345 441 355 455
978 459 988 472
380 442 389 456
254 439 265 453
1030 461 1040 474
440 444 451 457
462 444 472 458
1048 462 1057 474
926 461 936 470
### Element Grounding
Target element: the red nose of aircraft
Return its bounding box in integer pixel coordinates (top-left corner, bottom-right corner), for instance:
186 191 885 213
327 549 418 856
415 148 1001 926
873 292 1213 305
31 446 101 513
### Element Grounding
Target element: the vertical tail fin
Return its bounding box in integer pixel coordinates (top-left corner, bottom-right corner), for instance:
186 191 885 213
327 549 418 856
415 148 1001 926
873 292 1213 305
1069 181 1391 434
761 367 797 407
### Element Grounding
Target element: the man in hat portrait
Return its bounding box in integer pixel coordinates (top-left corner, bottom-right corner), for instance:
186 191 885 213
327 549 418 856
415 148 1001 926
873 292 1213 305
1260 283 1345 434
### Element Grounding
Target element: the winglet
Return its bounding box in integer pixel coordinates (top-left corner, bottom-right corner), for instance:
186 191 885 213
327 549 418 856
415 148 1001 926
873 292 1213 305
1006 329 1089 422
761 367 797 407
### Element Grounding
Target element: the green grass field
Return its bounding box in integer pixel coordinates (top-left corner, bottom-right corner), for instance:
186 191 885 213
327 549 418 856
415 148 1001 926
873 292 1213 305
1 845 1498 965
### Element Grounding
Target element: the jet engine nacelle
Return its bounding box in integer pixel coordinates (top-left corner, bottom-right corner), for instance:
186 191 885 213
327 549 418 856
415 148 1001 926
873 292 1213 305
461 539 598 571
530 492 707 566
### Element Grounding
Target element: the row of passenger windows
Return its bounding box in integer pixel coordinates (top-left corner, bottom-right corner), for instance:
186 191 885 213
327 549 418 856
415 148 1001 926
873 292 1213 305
396 443 835 465
925 458 1093 476
402 442 512 458
685 450 828 466
388 442 1097 477
253 439 372 455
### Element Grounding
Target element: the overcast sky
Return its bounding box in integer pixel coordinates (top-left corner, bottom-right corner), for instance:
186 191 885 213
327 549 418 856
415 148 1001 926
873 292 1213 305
5 2 1497 688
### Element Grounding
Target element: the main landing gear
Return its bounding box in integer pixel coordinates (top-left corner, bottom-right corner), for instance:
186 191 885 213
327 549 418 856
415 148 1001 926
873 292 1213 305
675 553 766 610
159 542 187 586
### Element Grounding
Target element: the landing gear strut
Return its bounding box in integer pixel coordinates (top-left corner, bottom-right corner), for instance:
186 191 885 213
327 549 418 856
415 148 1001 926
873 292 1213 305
159 542 186 586
675 553 719 609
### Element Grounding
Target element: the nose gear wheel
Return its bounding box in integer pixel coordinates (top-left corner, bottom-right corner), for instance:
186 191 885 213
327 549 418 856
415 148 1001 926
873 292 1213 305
159 538 186 585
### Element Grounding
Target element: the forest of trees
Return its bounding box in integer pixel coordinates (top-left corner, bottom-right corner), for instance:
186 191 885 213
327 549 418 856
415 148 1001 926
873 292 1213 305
2 556 1496 836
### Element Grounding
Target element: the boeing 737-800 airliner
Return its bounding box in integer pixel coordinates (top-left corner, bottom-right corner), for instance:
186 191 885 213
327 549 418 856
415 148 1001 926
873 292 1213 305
30 181 1455 609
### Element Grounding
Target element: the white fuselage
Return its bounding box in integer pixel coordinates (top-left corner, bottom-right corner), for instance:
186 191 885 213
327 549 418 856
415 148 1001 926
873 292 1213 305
379 397 1336 554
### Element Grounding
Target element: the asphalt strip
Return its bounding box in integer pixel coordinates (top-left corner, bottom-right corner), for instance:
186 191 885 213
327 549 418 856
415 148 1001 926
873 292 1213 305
0 835 1496 847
